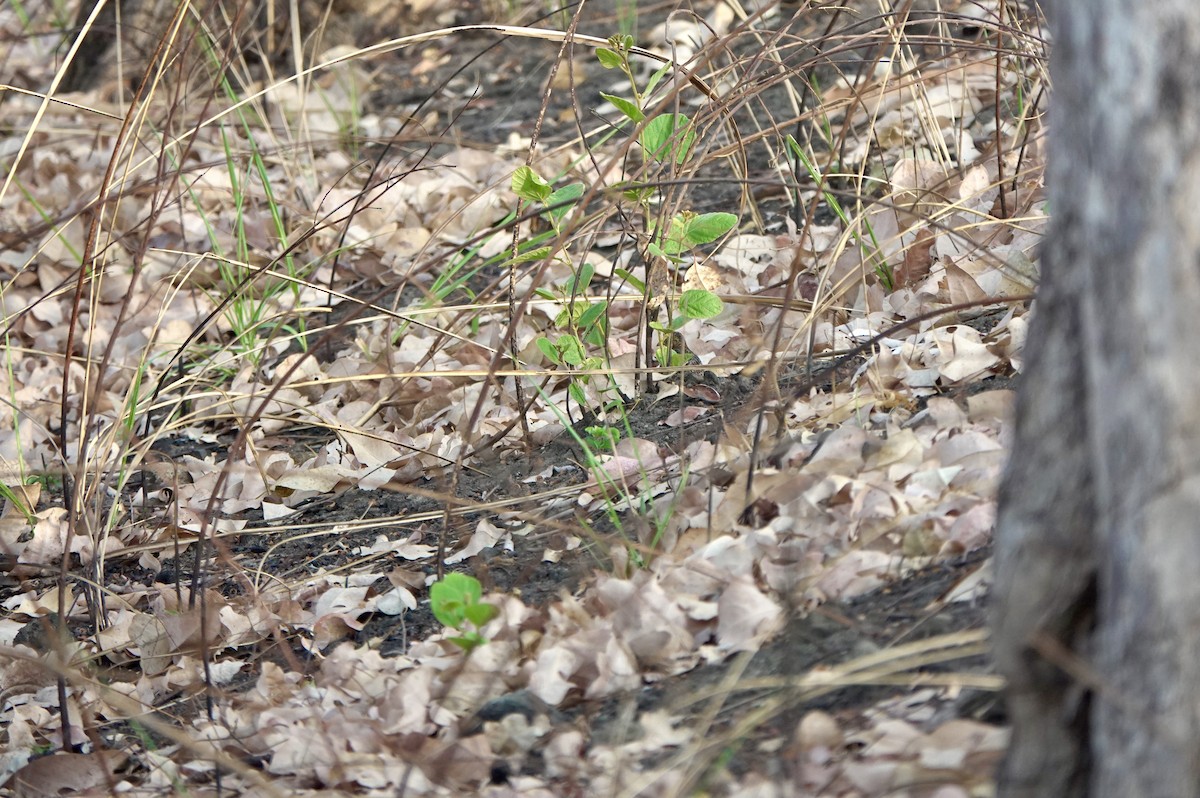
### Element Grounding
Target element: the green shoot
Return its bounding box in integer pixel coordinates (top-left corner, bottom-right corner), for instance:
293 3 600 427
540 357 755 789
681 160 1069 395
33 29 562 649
430 573 499 652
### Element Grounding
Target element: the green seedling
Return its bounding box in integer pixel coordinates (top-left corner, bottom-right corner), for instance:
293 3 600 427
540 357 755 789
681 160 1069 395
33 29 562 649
430 573 498 651
596 38 736 367
511 36 737 411
532 258 612 410
514 166 620 410
583 424 621 452
533 260 607 347
620 209 733 367
652 288 725 367
647 211 738 259
597 36 696 169
617 268 726 366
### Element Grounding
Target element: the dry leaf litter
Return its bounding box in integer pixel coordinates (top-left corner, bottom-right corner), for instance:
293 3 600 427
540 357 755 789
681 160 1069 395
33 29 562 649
0 2 1045 795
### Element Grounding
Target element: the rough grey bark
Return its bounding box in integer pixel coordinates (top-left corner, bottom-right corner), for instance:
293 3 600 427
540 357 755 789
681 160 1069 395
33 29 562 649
993 2 1200 796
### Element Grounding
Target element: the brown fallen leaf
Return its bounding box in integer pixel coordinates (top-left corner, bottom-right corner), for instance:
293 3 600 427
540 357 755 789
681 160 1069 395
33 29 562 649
2 751 126 798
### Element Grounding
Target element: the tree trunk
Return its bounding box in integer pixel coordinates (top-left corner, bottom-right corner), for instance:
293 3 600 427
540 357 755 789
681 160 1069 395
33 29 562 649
993 2 1200 796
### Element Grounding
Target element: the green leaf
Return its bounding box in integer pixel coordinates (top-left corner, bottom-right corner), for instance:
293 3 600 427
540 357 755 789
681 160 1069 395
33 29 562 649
568 380 587 408
513 246 553 264
644 60 673 97
436 587 494 645
640 113 695 165
610 34 634 51
545 182 584 221
511 165 552 202
566 262 595 295
613 180 654 204
464 603 499 627
430 573 494 640
430 600 464 628
536 337 561 365
557 335 586 366
448 633 485 651
614 268 645 292
683 212 738 246
679 289 724 319
655 343 689 367
647 241 672 259
657 216 690 256
583 324 606 348
437 572 481 603
622 186 655 204
577 300 608 332
596 47 624 70
584 425 620 452
599 92 644 123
